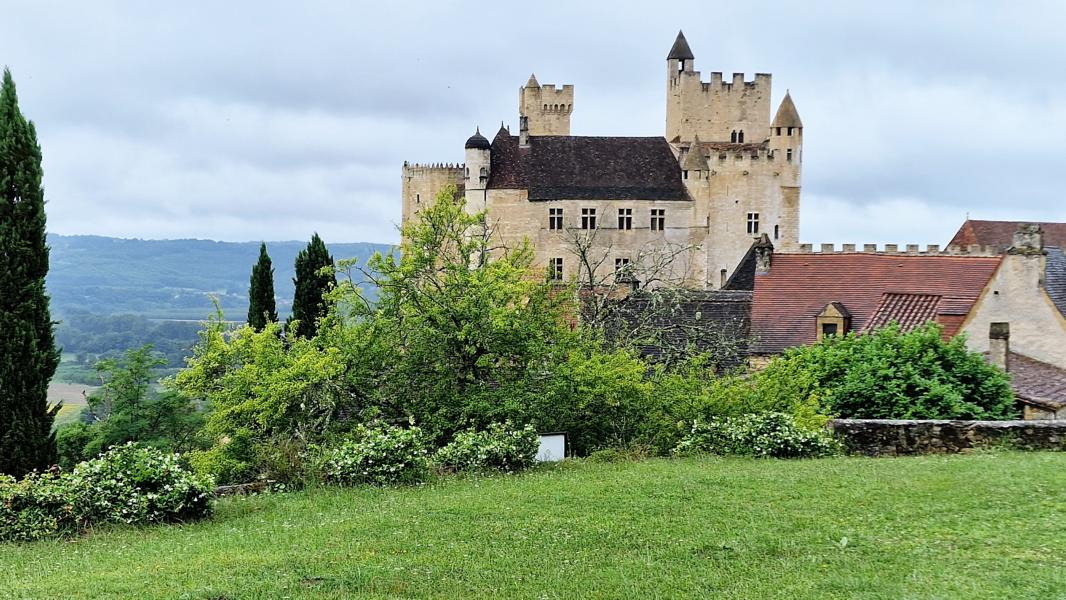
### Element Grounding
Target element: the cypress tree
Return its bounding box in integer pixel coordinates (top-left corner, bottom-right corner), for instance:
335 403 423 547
247 242 278 331
289 233 335 338
0 69 60 476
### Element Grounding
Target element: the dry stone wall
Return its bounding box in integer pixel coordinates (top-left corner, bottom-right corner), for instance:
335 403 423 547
828 419 1066 456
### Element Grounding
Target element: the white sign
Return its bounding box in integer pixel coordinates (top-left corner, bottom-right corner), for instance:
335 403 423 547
536 433 566 462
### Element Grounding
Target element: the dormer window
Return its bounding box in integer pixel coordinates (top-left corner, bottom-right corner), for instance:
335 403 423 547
816 303 851 341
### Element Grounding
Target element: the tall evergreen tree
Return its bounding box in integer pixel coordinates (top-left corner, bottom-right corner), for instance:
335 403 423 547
289 233 335 338
247 242 277 331
0 69 60 476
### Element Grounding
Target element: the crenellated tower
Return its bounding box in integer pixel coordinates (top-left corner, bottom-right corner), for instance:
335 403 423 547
666 31 772 144
519 73 573 139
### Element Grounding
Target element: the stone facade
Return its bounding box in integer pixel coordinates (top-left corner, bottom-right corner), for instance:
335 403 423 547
828 419 1066 456
401 31 802 289
960 226 1066 369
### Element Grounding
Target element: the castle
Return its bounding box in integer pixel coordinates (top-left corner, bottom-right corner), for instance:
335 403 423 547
401 31 803 289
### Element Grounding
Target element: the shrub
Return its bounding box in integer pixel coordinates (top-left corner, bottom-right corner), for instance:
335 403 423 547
186 429 259 486
68 443 214 526
768 323 1016 420
318 423 430 486
435 422 540 473
0 470 77 542
0 444 213 543
673 412 839 459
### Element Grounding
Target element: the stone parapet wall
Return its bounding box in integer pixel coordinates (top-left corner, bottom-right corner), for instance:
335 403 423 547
828 419 1066 456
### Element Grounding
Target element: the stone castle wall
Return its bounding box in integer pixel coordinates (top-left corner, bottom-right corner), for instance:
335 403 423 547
400 163 464 230
487 190 706 286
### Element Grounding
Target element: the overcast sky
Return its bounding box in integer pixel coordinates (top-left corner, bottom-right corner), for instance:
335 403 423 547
4 1 1065 246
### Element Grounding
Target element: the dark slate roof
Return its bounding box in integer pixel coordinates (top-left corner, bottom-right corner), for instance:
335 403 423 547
1046 246 1066 320
667 31 695 60
861 293 941 333
465 128 490 150
723 235 772 292
1008 352 1066 410
607 290 752 371
947 219 1066 252
489 135 689 201
751 253 1002 353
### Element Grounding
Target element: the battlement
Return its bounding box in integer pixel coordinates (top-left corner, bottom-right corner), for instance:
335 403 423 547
789 243 1001 257
681 142 801 171
672 70 771 93
402 161 464 177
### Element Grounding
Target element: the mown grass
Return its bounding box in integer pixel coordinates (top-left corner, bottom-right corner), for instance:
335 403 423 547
2 453 1064 599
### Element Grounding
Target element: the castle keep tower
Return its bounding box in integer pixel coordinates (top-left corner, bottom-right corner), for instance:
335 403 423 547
666 31 771 145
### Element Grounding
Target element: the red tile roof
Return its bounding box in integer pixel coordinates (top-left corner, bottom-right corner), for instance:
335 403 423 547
752 253 1002 353
861 293 942 333
948 219 1066 252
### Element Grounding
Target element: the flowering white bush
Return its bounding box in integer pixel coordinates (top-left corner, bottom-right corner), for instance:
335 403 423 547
69 443 214 525
0 444 213 543
319 423 430 486
672 412 839 459
434 422 540 473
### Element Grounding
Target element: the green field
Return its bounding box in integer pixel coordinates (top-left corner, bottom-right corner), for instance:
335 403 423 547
2 453 1064 599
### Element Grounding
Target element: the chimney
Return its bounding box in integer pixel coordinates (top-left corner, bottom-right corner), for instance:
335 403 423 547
1008 223 1043 255
519 116 530 147
989 322 1010 371
754 233 773 274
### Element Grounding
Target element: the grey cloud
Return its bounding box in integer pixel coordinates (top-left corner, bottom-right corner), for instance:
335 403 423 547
4 0 1065 245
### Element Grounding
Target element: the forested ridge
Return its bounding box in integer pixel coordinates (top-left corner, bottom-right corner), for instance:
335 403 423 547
46 234 391 371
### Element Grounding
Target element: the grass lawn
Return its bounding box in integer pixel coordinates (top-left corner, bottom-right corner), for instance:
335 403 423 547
2 453 1064 599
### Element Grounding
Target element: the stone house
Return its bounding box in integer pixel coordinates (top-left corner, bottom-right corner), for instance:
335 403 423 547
743 223 1066 419
402 31 803 290
955 223 1066 419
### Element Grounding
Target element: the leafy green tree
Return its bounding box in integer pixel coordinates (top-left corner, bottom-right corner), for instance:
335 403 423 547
174 317 346 442
289 233 335 338
247 242 278 331
0 68 60 476
55 346 202 467
754 323 1016 420
323 187 578 440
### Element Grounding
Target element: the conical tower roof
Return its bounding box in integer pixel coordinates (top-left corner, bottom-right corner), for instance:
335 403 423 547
771 91 803 128
525 73 540 88
681 137 708 171
667 31 694 60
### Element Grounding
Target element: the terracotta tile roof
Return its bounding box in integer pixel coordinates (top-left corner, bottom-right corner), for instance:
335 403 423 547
751 253 1002 353
947 219 1066 252
861 293 942 333
488 134 688 201
1008 352 1066 410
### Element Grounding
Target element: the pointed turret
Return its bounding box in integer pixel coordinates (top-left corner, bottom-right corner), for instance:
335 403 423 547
526 73 540 88
771 91 803 129
667 30 694 60
682 136 708 171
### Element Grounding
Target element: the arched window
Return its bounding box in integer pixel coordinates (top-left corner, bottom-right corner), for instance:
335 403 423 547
730 130 737 143
738 130 744 143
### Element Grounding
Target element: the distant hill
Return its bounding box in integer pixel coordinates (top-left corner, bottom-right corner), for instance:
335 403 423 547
47 235 393 320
